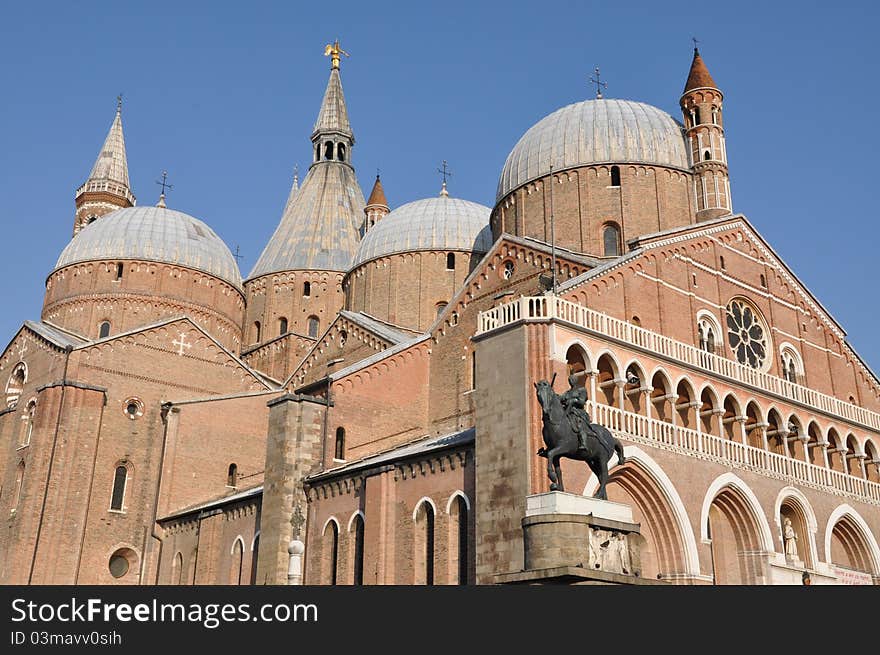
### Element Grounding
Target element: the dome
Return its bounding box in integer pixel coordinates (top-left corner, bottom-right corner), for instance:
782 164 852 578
352 195 493 268
55 205 242 288
496 99 689 201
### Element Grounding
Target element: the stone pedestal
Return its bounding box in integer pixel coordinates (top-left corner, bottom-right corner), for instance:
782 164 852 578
496 492 661 585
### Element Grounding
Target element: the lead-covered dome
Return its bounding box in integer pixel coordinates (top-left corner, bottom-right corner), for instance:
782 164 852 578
55 205 242 288
352 195 493 268
497 99 689 201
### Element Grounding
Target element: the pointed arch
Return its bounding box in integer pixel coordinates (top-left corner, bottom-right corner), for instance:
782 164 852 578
699 472 774 550
584 446 700 578
773 487 819 569
824 505 880 576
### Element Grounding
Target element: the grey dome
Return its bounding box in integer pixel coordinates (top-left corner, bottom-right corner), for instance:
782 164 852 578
352 195 493 268
497 99 689 201
55 205 242 288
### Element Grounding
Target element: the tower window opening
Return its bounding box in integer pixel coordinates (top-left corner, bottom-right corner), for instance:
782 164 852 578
116 263 124 280
720 255 725 270
334 427 345 460
279 317 288 335
303 281 311 297
694 108 702 125
316 143 321 162
227 463 238 487
253 321 261 343
602 223 621 257
703 151 711 161
760 274 767 287
337 144 346 161
324 142 333 160
110 465 128 511
308 316 320 338
610 166 621 187
99 321 111 339
446 253 455 270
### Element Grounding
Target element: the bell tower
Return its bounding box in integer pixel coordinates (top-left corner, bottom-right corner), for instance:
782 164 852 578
680 46 731 221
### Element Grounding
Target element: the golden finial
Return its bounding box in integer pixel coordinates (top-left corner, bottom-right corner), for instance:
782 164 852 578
324 39 349 70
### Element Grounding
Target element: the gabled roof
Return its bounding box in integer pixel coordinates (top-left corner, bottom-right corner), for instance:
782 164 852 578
23 320 88 349
159 485 264 522
339 311 420 345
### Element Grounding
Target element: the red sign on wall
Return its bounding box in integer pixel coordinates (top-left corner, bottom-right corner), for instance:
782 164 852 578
831 566 873 585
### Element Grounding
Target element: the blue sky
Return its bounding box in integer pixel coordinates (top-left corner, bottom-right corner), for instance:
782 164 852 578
1 1 878 371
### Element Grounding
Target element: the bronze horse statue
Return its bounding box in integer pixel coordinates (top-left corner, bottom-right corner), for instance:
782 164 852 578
534 374 625 500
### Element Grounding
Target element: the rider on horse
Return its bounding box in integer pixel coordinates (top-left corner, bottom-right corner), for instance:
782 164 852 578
559 374 617 457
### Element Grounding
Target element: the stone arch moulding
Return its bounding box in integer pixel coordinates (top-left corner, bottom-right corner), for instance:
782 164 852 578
699 472 775 552
347 510 366 532
230 535 245 555
321 516 341 535
445 490 471 514
583 445 700 577
412 496 438 521
823 504 880 575
557 338 594 370
772 486 819 564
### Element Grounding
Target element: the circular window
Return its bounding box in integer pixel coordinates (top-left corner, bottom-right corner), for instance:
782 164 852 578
108 548 136 579
726 299 769 370
123 398 144 420
339 330 348 347
501 260 515 280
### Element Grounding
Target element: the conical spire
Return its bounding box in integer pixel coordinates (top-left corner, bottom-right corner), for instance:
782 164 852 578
683 48 718 93
366 174 387 207
312 67 353 138
87 98 131 188
73 97 135 236
282 166 300 214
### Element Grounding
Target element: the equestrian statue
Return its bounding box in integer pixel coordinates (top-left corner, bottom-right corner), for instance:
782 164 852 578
534 373 625 500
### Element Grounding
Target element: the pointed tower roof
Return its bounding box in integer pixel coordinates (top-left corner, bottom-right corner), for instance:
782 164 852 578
282 167 300 214
87 100 131 188
366 174 388 207
312 67 352 138
683 48 718 93
248 60 365 279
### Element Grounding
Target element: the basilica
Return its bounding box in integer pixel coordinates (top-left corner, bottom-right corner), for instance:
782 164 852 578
2 44 878 585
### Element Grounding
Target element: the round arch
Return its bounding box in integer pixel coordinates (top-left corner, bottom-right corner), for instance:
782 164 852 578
699 472 774 551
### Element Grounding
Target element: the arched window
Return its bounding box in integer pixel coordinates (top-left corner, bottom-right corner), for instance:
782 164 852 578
337 144 346 161
780 347 802 384
324 142 333 160
231 539 244 585
610 166 621 187
12 461 25 511
327 521 339 585
697 315 718 354
415 501 435 585
227 463 238 487
116 263 124 280
315 143 321 162
21 399 36 447
352 514 365 586
471 351 476 390
694 108 702 125
452 495 469 585
334 427 345 460
760 274 767 287
172 552 184 585
6 363 26 409
110 465 128 511
278 317 288 335
303 281 311 297
703 151 711 161
307 316 319 338
603 223 621 257
250 534 260 584
436 302 447 319
719 255 726 270
446 253 455 270
253 321 262 343
99 321 111 339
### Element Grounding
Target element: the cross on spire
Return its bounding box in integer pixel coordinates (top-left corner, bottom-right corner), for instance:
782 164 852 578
692 36 700 52
437 160 452 196
116 93 123 113
156 170 173 207
233 245 244 264
589 67 607 99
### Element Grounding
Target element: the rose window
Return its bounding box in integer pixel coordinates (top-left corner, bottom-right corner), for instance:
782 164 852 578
726 299 768 369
